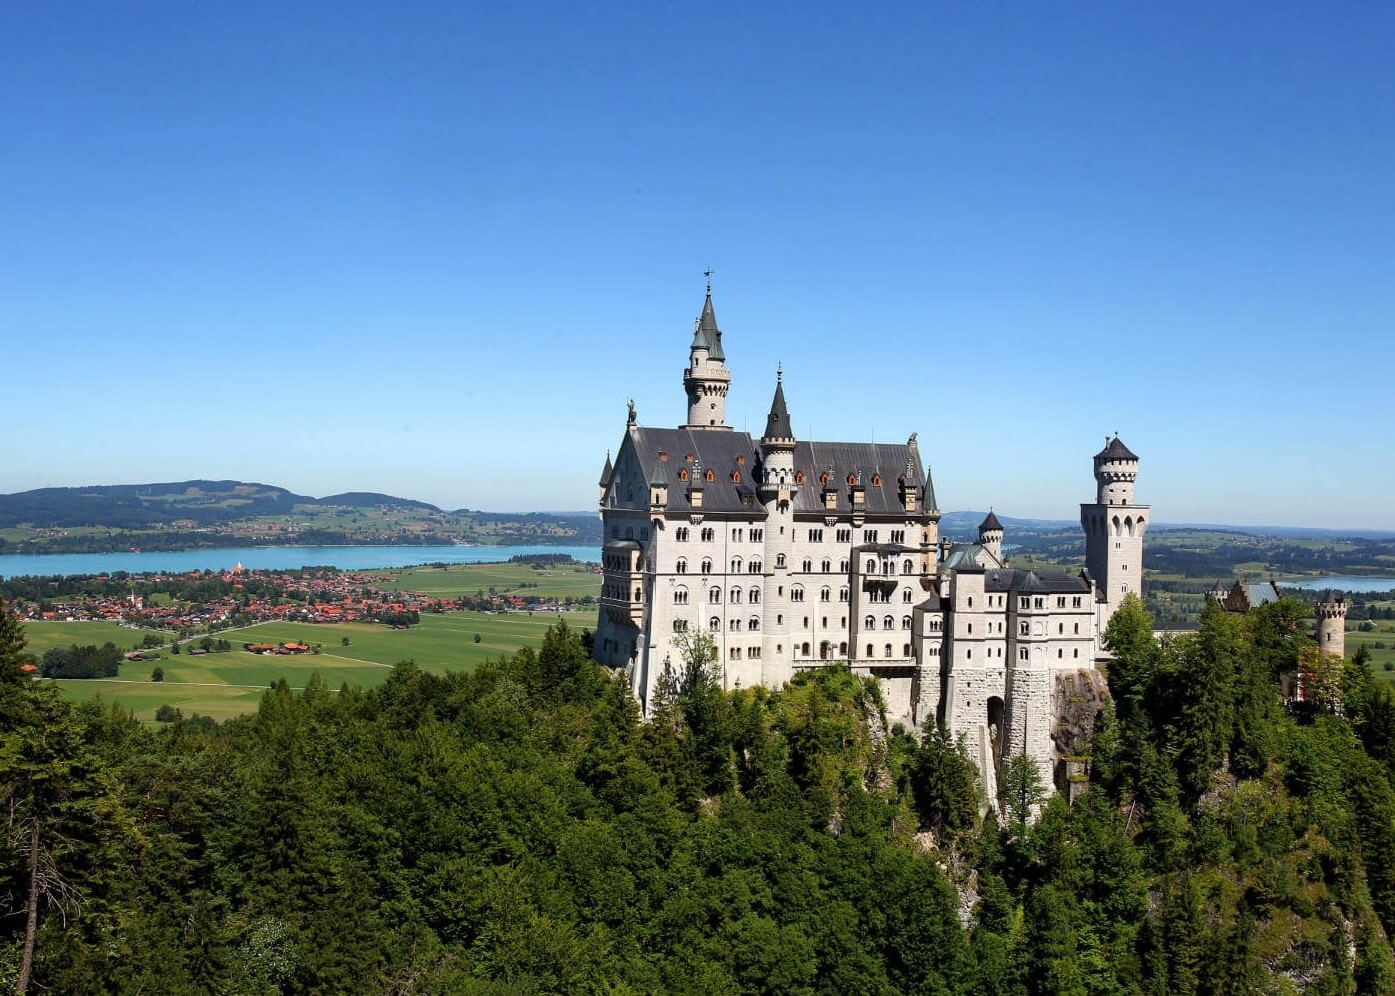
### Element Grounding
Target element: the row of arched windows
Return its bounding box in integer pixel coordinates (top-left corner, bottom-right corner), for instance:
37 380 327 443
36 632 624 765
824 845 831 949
862 615 913 631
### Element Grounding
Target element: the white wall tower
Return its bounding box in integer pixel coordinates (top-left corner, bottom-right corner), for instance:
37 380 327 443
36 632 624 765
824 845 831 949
1081 435 1149 633
759 371 797 689
683 283 732 430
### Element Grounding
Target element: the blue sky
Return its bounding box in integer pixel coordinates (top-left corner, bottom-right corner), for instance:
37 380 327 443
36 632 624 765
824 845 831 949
3 3 1392 527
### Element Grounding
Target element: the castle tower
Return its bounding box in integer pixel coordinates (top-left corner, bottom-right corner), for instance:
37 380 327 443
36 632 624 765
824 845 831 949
759 370 798 688
683 283 732 429
1081 435 1149 632
978 509 1004 563
1316 590 1348 659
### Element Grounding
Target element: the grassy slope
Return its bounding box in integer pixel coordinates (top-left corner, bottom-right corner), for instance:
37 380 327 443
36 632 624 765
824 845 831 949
45 609 594 721
22 620 161 656
375 561 600 600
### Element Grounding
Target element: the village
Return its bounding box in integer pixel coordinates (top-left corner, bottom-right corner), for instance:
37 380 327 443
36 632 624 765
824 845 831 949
6 562 591 635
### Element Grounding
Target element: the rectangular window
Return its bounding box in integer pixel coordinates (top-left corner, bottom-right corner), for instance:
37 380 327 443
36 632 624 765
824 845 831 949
808 528 823 543
836 529 851 543
891 529 905 544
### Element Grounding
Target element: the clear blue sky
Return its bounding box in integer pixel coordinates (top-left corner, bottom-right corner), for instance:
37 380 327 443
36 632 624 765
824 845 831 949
3 3 1392 527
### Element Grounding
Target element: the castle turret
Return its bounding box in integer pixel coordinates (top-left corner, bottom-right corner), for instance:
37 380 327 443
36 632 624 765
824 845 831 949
683 282 732 429
978 509 1004 563
759 370 798 689
1081 435 1149 634
598 450 613 506
1316 590 1348 659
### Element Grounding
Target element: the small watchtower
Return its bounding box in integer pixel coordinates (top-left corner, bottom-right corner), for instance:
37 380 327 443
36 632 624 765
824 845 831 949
977 510 1004 563
1315 590 1348 659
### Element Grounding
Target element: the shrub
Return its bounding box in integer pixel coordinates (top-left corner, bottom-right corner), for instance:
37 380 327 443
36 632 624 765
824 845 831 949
151 666 164 682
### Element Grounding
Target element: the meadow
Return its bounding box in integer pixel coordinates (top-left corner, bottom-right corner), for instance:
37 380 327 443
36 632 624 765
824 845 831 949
374 560 600 600
37 609 593 722
21 619 161 656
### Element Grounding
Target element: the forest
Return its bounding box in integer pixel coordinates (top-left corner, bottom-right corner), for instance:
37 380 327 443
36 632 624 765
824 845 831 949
0 593 1393 993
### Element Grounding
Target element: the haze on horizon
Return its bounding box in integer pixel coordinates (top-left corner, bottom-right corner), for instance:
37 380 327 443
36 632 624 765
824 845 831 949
4 4 1392 529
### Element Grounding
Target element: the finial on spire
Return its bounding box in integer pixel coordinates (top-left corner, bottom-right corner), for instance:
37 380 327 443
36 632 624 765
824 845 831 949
777 361 782 383
703 267 713 293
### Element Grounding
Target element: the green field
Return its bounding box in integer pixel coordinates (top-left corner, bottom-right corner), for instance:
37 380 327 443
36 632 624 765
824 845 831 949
21 619 163 656
375 561 600 600
1349 622 1395 680
42 610 594 722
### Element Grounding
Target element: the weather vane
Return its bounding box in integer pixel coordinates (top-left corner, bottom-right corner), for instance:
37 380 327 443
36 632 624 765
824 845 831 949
703 267 713 292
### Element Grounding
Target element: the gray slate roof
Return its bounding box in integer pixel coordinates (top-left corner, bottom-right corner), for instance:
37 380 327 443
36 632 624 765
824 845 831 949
624 427 936 517
985 568 1092 594
690 291 725 361
979 510 1003 532
763 376 793 440
1095 435 1138 461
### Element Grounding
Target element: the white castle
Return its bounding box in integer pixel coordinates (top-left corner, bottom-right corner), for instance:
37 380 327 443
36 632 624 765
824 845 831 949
594 286 1147 800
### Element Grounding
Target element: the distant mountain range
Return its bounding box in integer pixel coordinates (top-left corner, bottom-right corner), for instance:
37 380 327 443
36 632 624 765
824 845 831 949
0 481 440 530
939 510 1395 541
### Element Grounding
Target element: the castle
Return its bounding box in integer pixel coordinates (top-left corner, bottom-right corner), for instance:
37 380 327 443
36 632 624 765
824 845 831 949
594 286 1146 800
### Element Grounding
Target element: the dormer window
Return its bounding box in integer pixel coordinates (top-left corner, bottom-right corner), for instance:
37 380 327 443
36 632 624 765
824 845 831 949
731 470 741 483
705 468 715 483
736 454 745 465
685 453 695 462
871 474 881 487
820 472 830 486
658 451 668 461
794 470 805 485
678 468 689 482
847 473 857 487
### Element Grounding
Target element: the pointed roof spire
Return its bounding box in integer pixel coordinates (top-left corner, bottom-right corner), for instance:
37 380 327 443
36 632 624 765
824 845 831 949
599 450 613 488
690 277 725 362
762 368 793 441
979 509 1003 533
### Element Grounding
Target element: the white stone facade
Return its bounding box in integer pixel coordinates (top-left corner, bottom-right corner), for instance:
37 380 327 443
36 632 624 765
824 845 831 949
594 290 1146 804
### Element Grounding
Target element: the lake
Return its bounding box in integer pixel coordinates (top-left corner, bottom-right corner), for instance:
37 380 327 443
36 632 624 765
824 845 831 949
0 544 599 578
1286 576 1395 594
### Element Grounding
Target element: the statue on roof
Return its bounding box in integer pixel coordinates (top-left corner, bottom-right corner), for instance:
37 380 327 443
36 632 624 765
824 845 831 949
627 399 637 426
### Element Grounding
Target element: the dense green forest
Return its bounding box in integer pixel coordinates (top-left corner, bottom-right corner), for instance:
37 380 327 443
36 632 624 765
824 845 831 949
1 594 1394 993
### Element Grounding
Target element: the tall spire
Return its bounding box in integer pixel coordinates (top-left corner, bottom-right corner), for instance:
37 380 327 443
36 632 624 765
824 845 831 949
692 286 724 361
683 278 732 429
762 368 793 441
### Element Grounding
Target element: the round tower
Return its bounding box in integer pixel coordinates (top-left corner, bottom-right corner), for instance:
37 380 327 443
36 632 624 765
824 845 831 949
1081 435 1149 632
683 282 731 429
759 370 798 688
1093 435 1139 505
977 509 1004 563
1315 590 1348 659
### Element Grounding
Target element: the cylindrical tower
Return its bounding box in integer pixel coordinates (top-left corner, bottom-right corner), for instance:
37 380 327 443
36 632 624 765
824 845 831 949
1094 436 1139 505
683 285 731 429
1315 590 1348 659
760 371 798 688
977 509 1004 563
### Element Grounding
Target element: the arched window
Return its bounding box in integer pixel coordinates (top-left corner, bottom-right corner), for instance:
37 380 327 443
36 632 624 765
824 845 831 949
749 560 762 574
902 559 913 574
701 558 712 575
730 586 742 604
749 587 761 604
903 643 911 657
839 559 849 572
701 527 714 542
802 559 812 572
820 586 831 602
672 620 687 632
749 616 761 631
839 641 848 655
902 615 912 629
673 587 688 605
791 585 805 603
821 559 831 573
840 587 850 603
866 643 874 657
865 559 876 573
676 527 688 541
731 557 742 573
883 615 894 630
709 587 721 603
676 558 687 574
884 643 892 657
709 617 720 632
776 554 786 568
903 589 912 603
864 614 876 630
729 618 741 631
